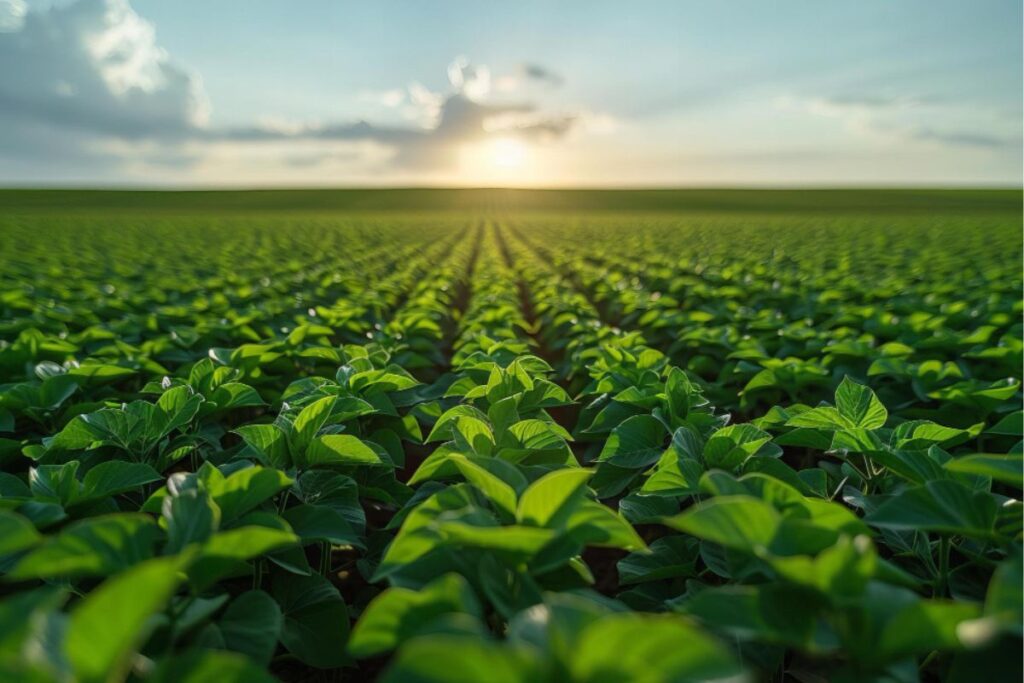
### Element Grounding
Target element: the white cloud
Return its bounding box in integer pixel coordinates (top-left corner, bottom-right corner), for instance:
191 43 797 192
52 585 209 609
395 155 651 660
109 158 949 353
0 0 208 141
447 56 490 101
777 93 1018 150
358 88 406 108
0 0 25 32
0 0 613 181
406 82 444 127
495 62 564 92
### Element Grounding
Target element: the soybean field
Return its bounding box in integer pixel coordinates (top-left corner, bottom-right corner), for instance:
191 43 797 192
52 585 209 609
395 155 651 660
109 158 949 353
0 189 1021 683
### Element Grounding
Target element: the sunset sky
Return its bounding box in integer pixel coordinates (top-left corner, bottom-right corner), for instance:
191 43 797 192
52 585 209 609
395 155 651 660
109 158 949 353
0 0 1020 187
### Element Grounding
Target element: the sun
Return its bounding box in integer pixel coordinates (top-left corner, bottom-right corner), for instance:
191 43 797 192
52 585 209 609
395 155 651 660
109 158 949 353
488 137 527 169
458 136 534 184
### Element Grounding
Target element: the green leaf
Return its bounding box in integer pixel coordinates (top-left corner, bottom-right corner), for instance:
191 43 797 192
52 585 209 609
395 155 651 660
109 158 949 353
40 374 78 411
877 600 983 660
156 386 204 437
291 396 337 454
785 406 853 430
681 583 822 650
703 424 771 470
219 590 282 666
29 462 80 504
79 461 162 502
200 526 297 562
663 496 780 553
892 420 968 450
867 480 999 539
436 521 557 558
835 376 888 429
233 424 290 469
665 366 700 423
66 554 188 683
768 534 877 600
295 471 365 534
164 490 221 554
425 405 489 443
380 635 535 683
618 536 699 585
211 382 265 410
448 454 518 520
596 415 666 468
450 416 495 456
281 504 362 547
151 650 277 682
273 572 350 669
987 411 1023 436
564 500 646 551
67 364 136 383
305 434 384 468
985 555 1022 627
10 513 160 579
349 573 481 658
642 427 705 497
208 466 293 523
187 526 297 591
516 468 593 527
570 613 742 682
944 454 1023 488
0 510 42 555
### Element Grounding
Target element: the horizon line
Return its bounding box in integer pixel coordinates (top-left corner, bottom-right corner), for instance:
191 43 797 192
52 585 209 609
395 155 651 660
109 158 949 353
1 184 1021 193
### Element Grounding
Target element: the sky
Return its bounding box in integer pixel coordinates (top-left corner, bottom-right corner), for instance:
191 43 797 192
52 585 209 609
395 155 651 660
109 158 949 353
0 0 1020 187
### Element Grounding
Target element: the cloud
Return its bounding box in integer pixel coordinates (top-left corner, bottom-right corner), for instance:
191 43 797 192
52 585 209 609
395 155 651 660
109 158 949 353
901 127 1010 149
0 0 208 141
215 93 576 169
495 62 564 92
779 93 1019 150
213 76 584 171
520 63 564 86
447 56 490 101
0 0 25 31
0 0 609 181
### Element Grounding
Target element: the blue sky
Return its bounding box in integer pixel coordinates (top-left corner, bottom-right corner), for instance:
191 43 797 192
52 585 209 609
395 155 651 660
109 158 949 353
0 0 1020 186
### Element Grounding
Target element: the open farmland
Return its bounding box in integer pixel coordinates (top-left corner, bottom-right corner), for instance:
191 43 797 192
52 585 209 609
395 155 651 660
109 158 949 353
0 189 1021 682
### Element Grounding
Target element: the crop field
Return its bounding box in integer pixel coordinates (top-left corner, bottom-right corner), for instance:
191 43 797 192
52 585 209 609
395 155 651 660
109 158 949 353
0 189 1021 683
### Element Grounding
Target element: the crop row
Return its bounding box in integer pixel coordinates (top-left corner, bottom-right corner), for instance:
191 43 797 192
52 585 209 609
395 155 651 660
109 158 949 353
0 213 1020 682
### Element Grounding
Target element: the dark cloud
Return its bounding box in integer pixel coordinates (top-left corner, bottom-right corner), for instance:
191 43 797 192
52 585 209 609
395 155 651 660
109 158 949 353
520 63 564 87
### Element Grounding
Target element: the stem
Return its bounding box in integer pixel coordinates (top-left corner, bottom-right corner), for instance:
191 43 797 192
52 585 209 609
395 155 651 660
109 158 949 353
253 559 263 590
843 459 870 487
830 476 850 501
277 488 292 514
936 536 951 597
320 541 332 577
854 454 875 494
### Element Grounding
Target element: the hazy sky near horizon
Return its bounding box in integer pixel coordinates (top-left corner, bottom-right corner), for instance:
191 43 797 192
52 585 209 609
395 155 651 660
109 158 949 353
0 0 1020 187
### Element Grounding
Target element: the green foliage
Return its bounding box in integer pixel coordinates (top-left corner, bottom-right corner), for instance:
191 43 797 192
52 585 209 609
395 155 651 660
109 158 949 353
0 198 1019 681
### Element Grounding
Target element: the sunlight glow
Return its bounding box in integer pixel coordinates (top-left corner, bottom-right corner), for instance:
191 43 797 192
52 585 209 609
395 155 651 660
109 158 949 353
456 136 538 185
489 137 527 169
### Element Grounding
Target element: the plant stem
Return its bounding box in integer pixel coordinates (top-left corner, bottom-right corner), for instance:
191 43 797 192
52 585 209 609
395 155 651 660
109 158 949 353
320 541 332 576
936 536 951 597
253 558 263 590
